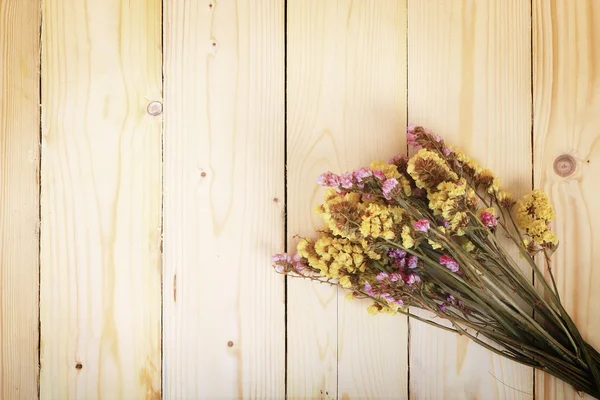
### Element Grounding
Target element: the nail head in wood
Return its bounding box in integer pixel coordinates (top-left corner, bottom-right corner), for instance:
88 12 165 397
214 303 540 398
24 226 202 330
147 101 163 116
553 154 576 177
227 341 234 347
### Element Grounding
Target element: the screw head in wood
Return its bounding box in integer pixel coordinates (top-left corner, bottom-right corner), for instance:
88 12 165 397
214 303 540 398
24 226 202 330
147 101 163 116
553 154 576 177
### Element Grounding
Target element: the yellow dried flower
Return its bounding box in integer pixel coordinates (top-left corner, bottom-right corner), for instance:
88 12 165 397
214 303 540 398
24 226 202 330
367 304 381 315
339 275 352 288
344 291 355 301
401 226 415 248
407 149 459 191
316 190 364 240
515 190 558 245
452 147 482 176
460 238 476 252
360 203 407 240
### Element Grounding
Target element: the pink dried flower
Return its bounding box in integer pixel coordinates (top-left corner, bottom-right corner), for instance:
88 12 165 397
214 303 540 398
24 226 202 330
271 253 287 263
480 211 498 228
413 219 430 232
376 272 390 282
317 171 341 187
362 194 372 201
340 172 354 189
433 134 442 142
381 293 395 303
439 254 459 273
408 255 418 269
407 124 421 149
372 170 386 180
405 274 420 286
390 273 402 282
382 178 399 200
364 282 375 296
353 167 372 182
447 295 456 304
443 146 453 156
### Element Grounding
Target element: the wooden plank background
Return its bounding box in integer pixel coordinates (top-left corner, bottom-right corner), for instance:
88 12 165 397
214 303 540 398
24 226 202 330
39 0 162 398
0 0 598 398
0 1 40 398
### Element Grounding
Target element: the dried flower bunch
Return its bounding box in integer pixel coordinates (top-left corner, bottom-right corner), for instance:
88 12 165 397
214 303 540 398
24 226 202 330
272 125 600 398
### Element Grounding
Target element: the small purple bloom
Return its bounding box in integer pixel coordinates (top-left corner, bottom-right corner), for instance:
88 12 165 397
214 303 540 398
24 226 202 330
412 219 430 232
388 249 407 259
364 282 375 296
433 134 442 142
447 295 456 304
362 194 372 201
408 255 418 269
439 303 447 312
382 178 399 200
275 264 285 273
271 253 286 263
443 146 453 156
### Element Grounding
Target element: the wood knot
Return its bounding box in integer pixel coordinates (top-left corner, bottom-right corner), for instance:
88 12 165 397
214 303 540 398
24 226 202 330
553 154 576 177
75 363 83 370
147 101 163 116
201 172 207 178
227 341 234 347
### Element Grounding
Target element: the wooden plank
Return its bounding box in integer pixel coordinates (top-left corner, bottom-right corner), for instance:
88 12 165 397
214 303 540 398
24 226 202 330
287 1 408 398
533 0 600 399
407 1 533 398
39 0 162 397
0 1 40 398
162 1 285 398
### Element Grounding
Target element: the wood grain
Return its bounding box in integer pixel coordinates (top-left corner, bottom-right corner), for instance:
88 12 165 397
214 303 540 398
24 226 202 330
408 1 533 398
0 1 40 398
533 0 600 399
39 0 162 397
287 1 408 398
162 1 285 398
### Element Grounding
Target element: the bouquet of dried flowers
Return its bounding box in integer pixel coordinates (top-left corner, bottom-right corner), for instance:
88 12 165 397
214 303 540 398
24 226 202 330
272 125 600 398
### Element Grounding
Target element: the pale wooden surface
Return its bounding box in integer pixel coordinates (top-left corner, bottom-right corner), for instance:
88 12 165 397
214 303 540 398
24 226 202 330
408 1 533 398
287 1 408 399
2 1 599 399
162 1 285 398
39 0 162 398
533 0 600 399
0 1 40 398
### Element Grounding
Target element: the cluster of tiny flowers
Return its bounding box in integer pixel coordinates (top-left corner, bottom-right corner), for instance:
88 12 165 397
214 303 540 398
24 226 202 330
317 167 385 190
382 178 399 200
439 254 460 273
272 253 306 273
364 281 403 306
480 210 498 228
412 219 430 232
